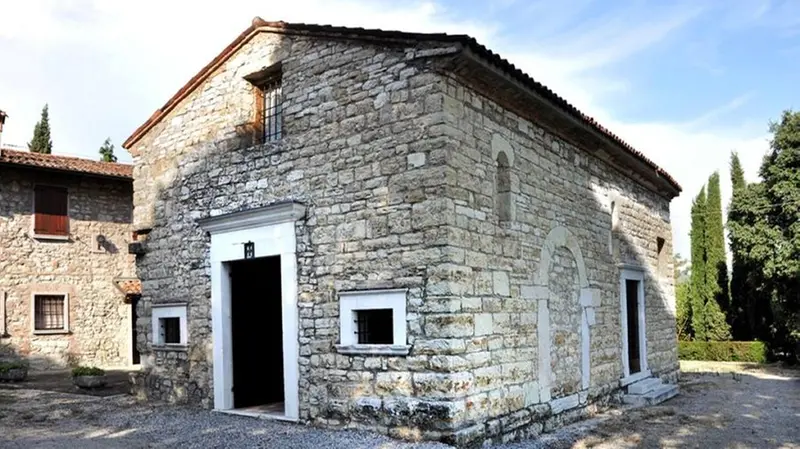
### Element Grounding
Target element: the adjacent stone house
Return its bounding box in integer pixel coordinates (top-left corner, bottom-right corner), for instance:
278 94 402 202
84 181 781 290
0 146 139 369
123 18 682 445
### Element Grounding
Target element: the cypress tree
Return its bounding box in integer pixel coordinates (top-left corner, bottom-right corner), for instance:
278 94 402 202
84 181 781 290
705 172 732 340
728 152 749 338
28 104 53 154
689 187 708 340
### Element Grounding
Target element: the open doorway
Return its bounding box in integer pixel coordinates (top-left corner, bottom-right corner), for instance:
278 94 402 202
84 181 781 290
620 268 647 380
131 295 141 365
625 279 641 374
230 255 284 412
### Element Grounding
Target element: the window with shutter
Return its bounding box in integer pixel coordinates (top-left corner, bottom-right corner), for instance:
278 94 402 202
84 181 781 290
34 185 69 237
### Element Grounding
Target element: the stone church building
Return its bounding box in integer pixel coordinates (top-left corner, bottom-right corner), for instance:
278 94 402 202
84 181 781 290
123 18 681 445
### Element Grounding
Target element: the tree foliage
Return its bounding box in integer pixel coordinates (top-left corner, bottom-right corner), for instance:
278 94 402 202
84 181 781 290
687 179 731 341
728 152 750 339
99 137 117 163
28 104 53 154
728 110 800 360
689 187 708 340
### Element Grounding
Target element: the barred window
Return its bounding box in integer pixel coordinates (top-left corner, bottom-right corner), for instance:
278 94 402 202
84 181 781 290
260 78 282 142
355 309 394 344
160 317 181 344
34 295 66 331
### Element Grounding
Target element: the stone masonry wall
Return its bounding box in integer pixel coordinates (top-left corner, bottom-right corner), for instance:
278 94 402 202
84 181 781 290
129 32 472 438
0 167 135 369
432 75 678 443
128 29 678 446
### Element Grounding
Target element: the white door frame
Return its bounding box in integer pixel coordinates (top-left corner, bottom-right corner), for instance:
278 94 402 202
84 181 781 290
199 202 305 420
619 266 648 380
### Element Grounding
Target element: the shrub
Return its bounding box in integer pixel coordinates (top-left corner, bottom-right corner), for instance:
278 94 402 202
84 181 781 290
0 361 27 373
678 341 768 363
71 366 105 377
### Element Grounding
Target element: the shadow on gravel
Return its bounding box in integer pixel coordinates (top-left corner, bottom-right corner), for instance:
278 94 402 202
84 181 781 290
0 369 133 397
563 369 800 449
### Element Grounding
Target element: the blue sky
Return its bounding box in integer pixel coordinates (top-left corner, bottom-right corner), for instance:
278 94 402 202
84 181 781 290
1 0 799 257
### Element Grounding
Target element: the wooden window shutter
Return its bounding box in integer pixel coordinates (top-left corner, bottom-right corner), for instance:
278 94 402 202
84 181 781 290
34 186 69 236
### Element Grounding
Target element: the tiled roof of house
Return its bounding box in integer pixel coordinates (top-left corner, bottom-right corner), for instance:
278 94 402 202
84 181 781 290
0 148 133 180
123 17 680 193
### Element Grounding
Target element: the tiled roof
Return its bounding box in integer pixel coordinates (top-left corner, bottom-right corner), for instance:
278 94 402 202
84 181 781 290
0 148 133 180
123 17 680 193
114 278 142 296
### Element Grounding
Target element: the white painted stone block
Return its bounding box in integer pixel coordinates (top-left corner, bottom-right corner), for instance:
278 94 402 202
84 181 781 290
549 393 580 414
493 271 510 297
474 313 493 336
407 152 426 168
524 381 540 406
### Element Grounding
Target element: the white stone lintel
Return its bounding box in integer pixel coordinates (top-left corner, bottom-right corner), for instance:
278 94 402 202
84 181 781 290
199 201 306 234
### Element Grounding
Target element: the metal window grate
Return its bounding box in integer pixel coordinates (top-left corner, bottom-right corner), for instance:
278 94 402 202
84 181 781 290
34 295 65 330
355 309 393 344
161 317 181 344
261 79 283 142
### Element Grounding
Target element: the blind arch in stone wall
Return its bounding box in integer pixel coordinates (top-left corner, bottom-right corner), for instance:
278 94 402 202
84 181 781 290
528 226 600 404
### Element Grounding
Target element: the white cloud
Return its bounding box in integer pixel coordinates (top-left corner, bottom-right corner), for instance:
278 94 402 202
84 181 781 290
0 0 773 257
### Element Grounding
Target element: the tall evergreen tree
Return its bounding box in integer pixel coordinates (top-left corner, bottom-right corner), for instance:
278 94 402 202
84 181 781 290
704 172 732 339
728 152 749 339
730 152 746 192
99 138 117 162
689 187 708 340
28 104 53 154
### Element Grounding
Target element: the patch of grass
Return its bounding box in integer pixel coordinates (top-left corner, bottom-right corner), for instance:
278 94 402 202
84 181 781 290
679 341 768 363
71 366 105 377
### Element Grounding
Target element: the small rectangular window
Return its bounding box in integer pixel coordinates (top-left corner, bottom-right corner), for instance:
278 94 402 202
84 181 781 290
34 185 69 236
152 304 187 347
260 78 282 142
160 317 181 344
355 309 394 344
34 295 66 331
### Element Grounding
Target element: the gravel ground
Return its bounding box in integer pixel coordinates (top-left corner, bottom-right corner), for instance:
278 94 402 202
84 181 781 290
0 362 798 448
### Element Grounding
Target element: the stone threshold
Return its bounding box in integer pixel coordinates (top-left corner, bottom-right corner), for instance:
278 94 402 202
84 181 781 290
215 406 298 423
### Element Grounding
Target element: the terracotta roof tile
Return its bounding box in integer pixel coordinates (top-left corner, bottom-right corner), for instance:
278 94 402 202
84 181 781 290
115 279 141 296
123 18 680 193
0 148 132 179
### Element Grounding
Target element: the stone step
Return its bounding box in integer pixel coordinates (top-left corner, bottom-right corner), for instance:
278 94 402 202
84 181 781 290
643 383 679 405
622 383 679 407
627 377 662 395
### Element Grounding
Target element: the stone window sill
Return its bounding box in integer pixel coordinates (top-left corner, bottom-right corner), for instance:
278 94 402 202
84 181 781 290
32 233 70 241
152 344 188 352
33 329 70 335
335 344 411 356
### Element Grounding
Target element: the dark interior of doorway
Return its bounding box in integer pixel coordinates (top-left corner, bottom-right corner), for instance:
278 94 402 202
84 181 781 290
131 295 140 365
626 279 641 374
230 255 284 410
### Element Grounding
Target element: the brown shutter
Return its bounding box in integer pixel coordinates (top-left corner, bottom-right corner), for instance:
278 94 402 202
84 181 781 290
34 186 69 236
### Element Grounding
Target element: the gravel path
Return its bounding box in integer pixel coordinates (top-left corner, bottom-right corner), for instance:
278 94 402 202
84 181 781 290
1 362 798 448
